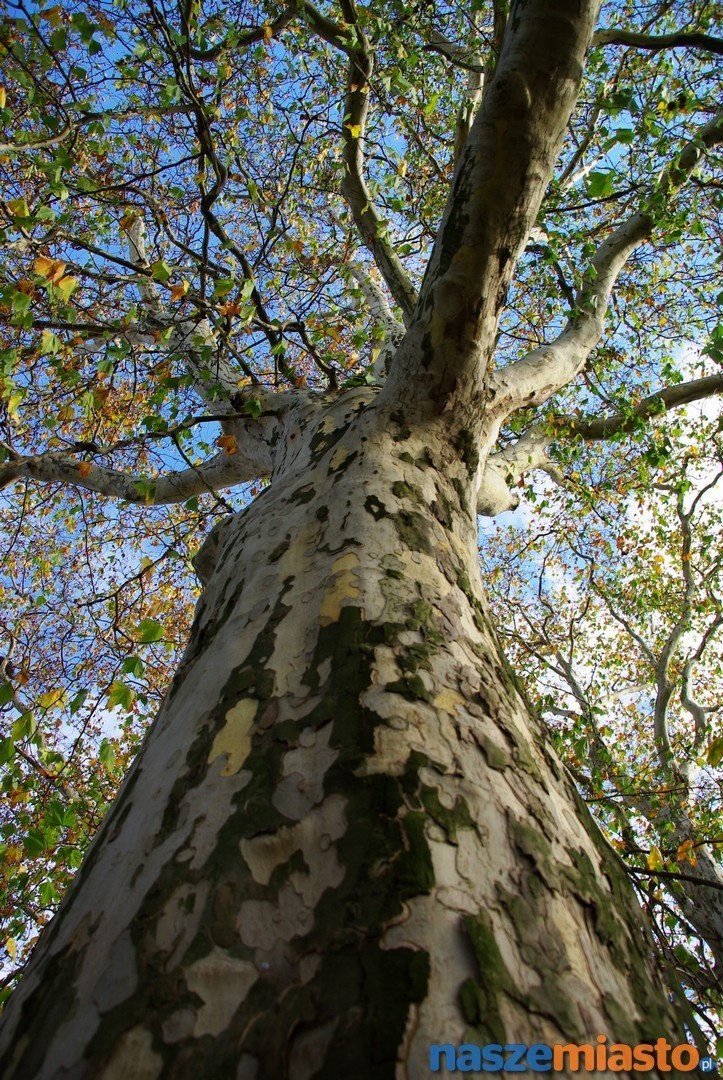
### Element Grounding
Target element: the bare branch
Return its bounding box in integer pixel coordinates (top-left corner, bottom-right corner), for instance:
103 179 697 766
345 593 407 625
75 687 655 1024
383 0 603 412
337 1 418 320
593 28 723 56
0 446 271 506
488 110 723 417
477 373 723 516
0 107 195 154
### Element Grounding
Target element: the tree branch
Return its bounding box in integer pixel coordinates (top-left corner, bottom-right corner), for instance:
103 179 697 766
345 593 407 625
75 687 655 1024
383 0 603 412
336 0 418 321
0 446 271 505
593 28 723 56
477 373 723 516
488 110 723 417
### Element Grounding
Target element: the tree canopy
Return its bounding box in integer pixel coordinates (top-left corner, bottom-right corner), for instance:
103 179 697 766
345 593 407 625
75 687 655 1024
0 0 721 1044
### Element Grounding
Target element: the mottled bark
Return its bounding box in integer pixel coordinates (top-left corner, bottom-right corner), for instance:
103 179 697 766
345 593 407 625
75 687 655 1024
0 391 691 1078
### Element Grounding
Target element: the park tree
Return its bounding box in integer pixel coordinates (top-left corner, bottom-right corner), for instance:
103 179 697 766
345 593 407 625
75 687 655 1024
0 0 721 1073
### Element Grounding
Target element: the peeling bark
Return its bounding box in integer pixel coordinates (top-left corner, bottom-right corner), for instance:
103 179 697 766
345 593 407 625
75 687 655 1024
0 391 691 1078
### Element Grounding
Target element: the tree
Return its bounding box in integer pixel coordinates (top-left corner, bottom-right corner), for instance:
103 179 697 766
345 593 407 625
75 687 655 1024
0 0 721 1072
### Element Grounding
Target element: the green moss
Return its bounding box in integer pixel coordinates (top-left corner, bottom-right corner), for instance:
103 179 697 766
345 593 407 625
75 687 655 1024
509 817 559 889
456 569 472 593
392 480 423 504
268 538 290 562
391 509 433 554
385 674 433 703
451 475 470 514
455 428 479 478
459 911 516 1043
397 642 434 674
420 784 474 840
475 733 510 772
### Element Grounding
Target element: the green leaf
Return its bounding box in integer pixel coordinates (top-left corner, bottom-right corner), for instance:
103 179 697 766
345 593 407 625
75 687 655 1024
150 261 172 284
106 681 135 711
586 171 616 199
0 737 15 765
99 738 117 770
137 618 163 643
11 713 36 741
23 828 48 858
707 735 723 768
121 655 145 677
39 330 61 356
243 397 262 419
0 682 15 707
213 277 236 298
69 689 88 715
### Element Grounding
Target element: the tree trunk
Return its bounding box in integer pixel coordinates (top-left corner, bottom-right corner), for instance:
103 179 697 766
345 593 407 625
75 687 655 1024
0 389 689 1077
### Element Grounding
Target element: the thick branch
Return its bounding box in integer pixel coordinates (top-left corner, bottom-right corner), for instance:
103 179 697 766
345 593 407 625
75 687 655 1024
0 447 271 505
330 1 418 319
478 373 723 516
563 374 723 439
383 0 602 412
593 28 723 55
348 262 405 380
488 110 723 417
289 0 417 315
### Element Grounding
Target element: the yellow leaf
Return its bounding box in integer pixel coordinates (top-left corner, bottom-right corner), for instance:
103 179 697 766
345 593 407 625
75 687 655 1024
170 279 190 301
7 197 29 218
38 688 67 710
119 211 137 232
676 840 697 867
56 276 79 302
262 23 273 42
77 461 93 478
0 87 6 110
647 846 664 871
215 434 237 455
346 124 362 139
34 256 67 284
4 848 23 866
7 390 23 418
5 937 17 961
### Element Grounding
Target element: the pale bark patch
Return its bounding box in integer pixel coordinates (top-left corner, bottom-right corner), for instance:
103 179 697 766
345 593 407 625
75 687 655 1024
319 551 362 625
209 698 258 775
288 1019 338 1080
99 1026 163 1080
153 881 210 969
185 948 259 1036
241 794 346 889
272 722 339 819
